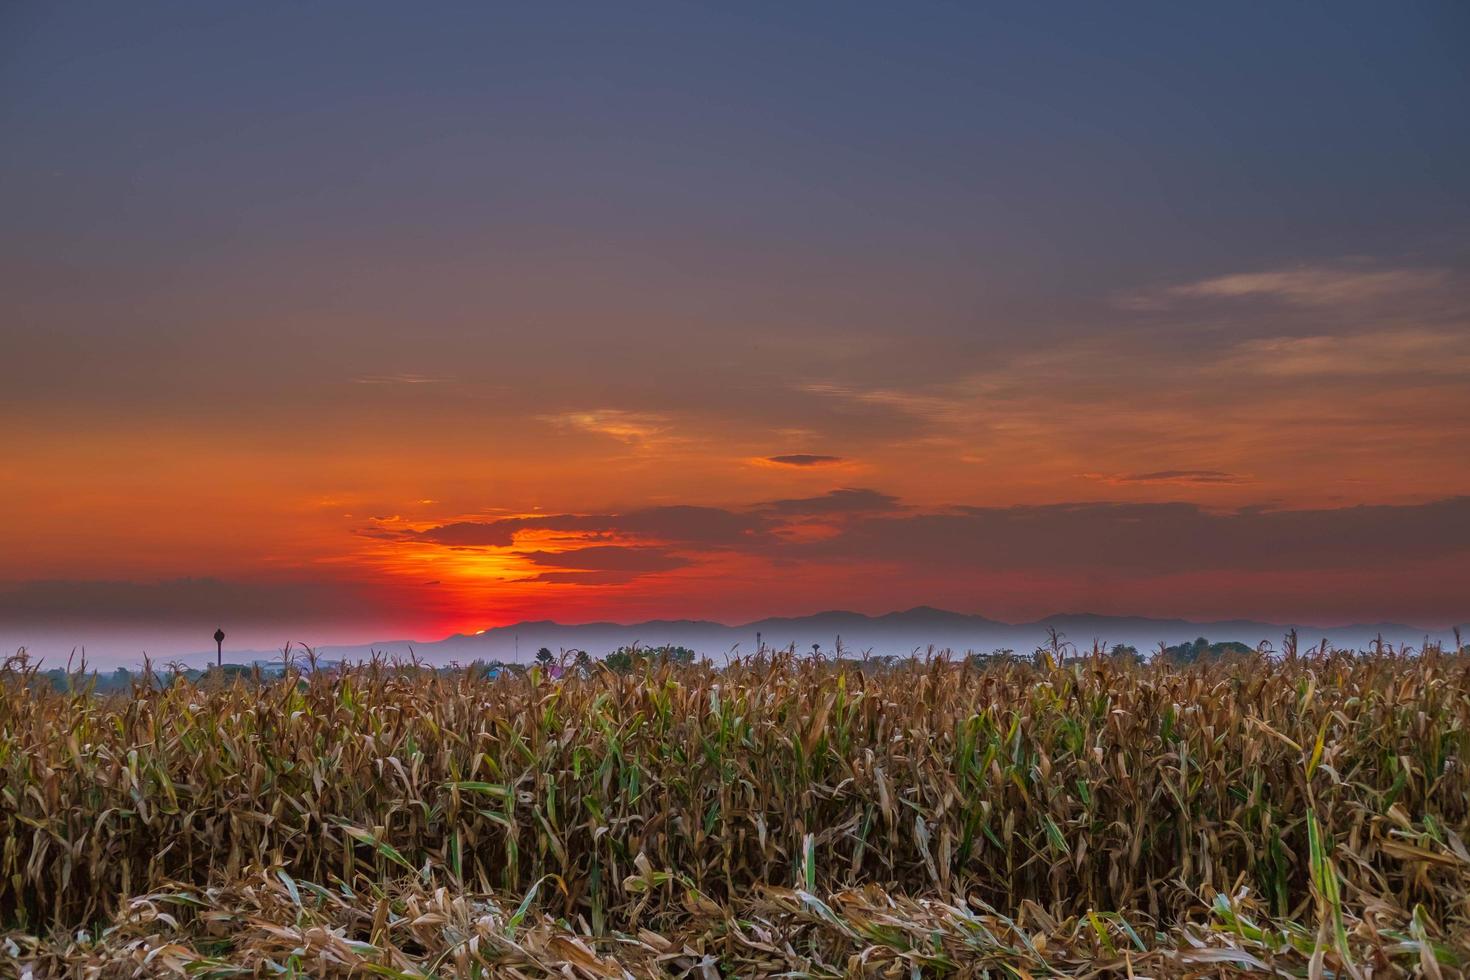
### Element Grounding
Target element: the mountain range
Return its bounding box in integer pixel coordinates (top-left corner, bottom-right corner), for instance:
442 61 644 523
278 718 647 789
207 607 1466 666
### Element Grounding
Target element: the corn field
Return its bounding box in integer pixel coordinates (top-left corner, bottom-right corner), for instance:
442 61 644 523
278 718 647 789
3 648 1469 977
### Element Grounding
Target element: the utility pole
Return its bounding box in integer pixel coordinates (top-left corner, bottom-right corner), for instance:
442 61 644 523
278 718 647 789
214 628 225 669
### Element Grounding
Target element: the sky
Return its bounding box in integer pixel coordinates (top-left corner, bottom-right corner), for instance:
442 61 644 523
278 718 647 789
3 2 1469 662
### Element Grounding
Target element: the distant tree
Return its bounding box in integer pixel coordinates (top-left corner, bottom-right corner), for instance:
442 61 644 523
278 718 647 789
604 648 636 673
658 645 696 665
572 649 593 674
1109 643 1141 664
535 647 554 667
602 645 695 673
1160 637 1253 665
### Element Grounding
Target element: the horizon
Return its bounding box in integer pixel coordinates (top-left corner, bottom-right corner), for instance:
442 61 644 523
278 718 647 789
14 602 1466 670
4 2 1469 660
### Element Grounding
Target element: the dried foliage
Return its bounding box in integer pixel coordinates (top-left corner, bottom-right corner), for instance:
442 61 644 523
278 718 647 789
3 648 1469 976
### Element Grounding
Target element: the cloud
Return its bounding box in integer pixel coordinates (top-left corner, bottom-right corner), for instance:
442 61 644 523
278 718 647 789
537 410 673 445
1087 470 1249 487
762 454 846 467
17 495 1468 625
518 570 650 586
404 520 521 547
518 546 692 573
0 577 387 627
1219 329 1470 377
799 497 1470 573
401 505 771 550
352 373 453 385
1124 263 1447 310
576 506 771 545
376 488 1470 602
801 382 971 424
761 488 903 516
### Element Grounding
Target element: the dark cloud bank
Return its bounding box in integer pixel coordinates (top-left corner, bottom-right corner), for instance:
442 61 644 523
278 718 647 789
390 491 1470 579
6 493 1466 664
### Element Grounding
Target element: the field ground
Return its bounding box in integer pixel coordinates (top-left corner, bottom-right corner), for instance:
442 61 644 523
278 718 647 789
3 648 1469 977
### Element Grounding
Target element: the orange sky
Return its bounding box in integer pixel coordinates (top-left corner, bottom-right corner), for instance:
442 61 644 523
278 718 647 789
7 314 1469 650
3 4 1469 659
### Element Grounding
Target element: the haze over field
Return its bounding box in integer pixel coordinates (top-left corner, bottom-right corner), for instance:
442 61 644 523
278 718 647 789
10 607 1466 673
3 2 1468 657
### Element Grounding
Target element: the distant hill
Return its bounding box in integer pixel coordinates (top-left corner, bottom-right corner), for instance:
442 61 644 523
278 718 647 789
196 607 1466 667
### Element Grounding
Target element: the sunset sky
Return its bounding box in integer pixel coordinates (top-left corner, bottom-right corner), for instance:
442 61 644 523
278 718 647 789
3 3 1468 660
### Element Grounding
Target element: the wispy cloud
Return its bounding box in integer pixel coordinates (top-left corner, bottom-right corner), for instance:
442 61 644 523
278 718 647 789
352 373 453 385
537 410 674 446
800 382 973 425
1122 262 1447 310
1220 329 1470 377
1086 470 1250 487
